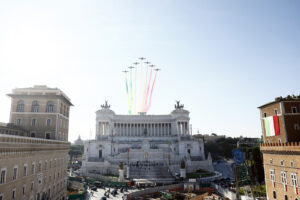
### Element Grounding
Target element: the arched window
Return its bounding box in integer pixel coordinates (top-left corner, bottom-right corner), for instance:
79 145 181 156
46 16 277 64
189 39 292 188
46 101 54 112
273 191 276 199
31 101 39 112
16 100 25 112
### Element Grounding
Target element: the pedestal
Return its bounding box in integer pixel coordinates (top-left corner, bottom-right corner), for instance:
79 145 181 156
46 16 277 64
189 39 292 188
180 168 186 179
119 169 124 181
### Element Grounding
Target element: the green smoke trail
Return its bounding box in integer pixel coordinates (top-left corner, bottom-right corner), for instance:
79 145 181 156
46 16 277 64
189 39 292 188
129 68 133 114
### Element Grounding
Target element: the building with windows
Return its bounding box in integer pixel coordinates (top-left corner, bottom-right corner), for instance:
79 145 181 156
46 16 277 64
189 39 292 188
259 95 300 200
0 85 72 200
81 101 213 183
7 85 73 141
0 134 69 200
0 122 29 137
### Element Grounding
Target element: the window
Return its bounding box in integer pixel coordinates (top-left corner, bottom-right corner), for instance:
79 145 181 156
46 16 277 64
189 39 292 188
278 138 282 143
281 160 284 166
31 181 34 191
264 112 267 118
31 119 37 127
99 150 102 158
270 169 275 181
16 100 25 112
274 109 278 115
46 119 51 127
31 162 35 174
44 161 47 170
46 101 54 112
16 118 22 126
281 171 287 184
270 159 273 164
38 161 42 172
285 195 288 200
31 101 39 112
0 168 6 184
22 185 26 195
0 193 3 200
23 164 27 176
292 107 297 113
45 133 50 139
30 132 35 137
12 188 16 199
54 159 56 167
273 191 276 199
291 161 295 167
50 160 52 168
13 166 18 180
294 124 300 130
291 173 298 187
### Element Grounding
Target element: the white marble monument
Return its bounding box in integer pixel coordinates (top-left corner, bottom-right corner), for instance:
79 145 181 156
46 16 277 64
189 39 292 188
81 101 213 182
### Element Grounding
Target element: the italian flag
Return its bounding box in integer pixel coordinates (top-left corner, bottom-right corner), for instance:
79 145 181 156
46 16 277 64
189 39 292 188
264 115 280 137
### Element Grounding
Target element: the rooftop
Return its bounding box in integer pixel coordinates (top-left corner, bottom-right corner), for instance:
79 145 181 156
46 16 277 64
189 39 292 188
7 85 73 106
258 95 300 109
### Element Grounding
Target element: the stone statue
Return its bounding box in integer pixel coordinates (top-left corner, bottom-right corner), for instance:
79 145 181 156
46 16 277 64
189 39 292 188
175 101 184 109
101 101 111 109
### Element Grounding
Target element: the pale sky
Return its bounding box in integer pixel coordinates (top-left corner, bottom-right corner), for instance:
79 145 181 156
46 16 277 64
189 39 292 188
0 0 299 142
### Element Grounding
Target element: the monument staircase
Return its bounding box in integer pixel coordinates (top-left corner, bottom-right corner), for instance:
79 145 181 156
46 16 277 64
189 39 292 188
129 164 174 183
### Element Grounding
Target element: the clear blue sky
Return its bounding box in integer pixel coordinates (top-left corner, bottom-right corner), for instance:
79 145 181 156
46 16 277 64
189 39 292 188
0 0 299 142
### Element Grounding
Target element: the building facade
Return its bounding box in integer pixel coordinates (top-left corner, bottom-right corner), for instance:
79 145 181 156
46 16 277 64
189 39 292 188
7 85 73 141
0 134 69 200
0 85 72 200
259 95 300 200
81 101 213 182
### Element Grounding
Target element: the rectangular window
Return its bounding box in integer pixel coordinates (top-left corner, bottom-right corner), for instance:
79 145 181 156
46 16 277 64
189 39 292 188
270 169 275 181
274 109 278 115
31 163 35 174
31 181 34 191
0 193 3 200
270 159 273 164
264 112 267 117
31 119 37 127
45 132 50 139
38 161 42 172
23 165 27 176
46 119 51 127
0 169 6 184
281 171 287 184
44 161 47 170
12 189 16 199
50 161 52 169
16 118 22 125
292 107 297 113
294 124 300 130
280 160 284 166
291 161 295 167
291 173 298 186
13 167 17 180
22 185 25 195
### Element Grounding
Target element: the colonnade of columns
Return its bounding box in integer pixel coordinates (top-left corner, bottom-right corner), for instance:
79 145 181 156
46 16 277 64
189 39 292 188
113 123 172 137
177 121 189 135
98 122 110 136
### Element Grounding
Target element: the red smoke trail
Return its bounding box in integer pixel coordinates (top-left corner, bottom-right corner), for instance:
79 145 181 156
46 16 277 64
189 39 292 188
145 68 153 109
146 70 158 112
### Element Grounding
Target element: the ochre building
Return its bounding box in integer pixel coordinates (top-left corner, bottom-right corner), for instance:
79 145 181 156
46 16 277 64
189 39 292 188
0 85 72 200
259 95 300 200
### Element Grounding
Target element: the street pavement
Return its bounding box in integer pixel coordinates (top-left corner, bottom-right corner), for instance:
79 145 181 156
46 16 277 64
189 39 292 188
88 187 140 200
